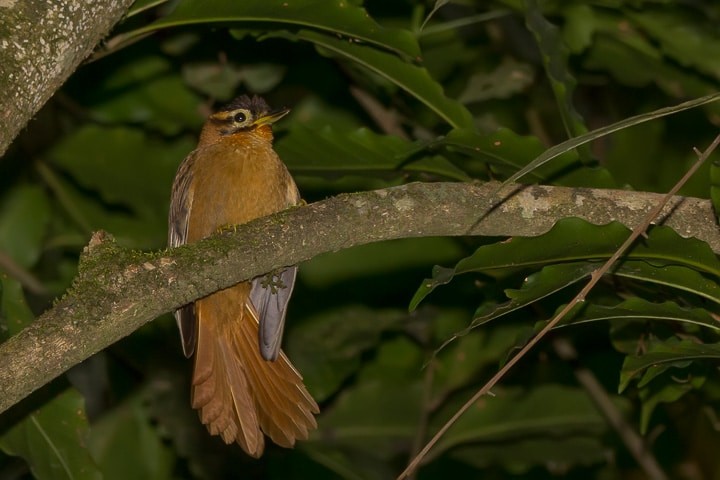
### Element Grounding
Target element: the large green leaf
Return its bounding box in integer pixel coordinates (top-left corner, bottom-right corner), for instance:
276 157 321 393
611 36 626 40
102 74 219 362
74 56 203 135
47 125 193 248
277 124 469 180
430 385 615 461
116 0 420 59
0 390 102 480
287 306 408 402
276 29 473 129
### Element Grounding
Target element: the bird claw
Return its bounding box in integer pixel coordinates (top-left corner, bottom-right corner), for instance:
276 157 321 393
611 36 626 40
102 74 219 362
215 223 239 234
259 270 288 294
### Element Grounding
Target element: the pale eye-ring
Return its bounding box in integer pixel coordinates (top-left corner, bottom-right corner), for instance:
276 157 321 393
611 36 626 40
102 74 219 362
234 111 248 123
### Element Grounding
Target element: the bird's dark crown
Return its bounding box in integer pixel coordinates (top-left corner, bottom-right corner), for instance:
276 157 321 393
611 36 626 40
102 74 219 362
218 95 270 116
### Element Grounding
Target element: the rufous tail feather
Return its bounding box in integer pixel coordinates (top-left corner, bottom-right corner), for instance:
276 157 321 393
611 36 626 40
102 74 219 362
191 284 318 457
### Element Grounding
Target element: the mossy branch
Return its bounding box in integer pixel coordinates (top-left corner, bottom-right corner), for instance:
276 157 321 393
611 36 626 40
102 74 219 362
0 181 717 413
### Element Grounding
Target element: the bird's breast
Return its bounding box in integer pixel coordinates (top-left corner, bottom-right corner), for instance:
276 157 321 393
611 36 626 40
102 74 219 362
186 135 298 242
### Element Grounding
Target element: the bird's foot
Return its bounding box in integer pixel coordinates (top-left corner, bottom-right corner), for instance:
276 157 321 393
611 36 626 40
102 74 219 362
259 269 288 294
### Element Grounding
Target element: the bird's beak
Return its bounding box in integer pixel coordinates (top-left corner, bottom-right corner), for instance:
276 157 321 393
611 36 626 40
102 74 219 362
255 107 290 126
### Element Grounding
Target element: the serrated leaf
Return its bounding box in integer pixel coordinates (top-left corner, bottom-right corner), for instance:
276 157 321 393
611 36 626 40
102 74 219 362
612 261 720 306
468 263 595 328
412 219 720 310
620 339 720 392
560 298 720 332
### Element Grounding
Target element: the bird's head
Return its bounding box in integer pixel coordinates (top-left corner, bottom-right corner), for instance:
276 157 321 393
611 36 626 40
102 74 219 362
200 95 289 144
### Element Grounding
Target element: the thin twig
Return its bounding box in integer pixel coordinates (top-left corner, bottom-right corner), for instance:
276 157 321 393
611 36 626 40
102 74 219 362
407 358 436 480
553 338 668 480
0 250 48 296
397 133 720 479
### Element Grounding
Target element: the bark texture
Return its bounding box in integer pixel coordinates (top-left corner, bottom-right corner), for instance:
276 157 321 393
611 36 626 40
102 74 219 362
0 0 133 156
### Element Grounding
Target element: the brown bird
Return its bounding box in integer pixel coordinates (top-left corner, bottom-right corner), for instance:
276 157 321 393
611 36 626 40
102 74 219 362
168 95 318 457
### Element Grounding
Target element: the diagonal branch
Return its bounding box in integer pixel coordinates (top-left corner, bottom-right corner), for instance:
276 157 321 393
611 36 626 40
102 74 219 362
0 181 717 413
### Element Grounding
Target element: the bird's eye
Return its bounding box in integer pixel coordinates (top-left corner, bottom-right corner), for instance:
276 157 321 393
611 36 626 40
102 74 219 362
233 112 247 123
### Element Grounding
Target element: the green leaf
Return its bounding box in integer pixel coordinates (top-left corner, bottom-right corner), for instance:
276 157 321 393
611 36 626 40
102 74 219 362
561 298 720 332
0 278 99 479
629 10 720 82
611 261 720 306
637 374 704 434
182 62 285 100
76 56 202 135
430 385 615 460
438 128 617 187
318 375 422 455
412 219 720 309
87 393 174 480
467 263 596 326
279 29 473 129
119 0 421 59
0 276 33 336
458 59 534 104
620 339 720 392
0 390 101 480
287 307 408 402
525 0 589 147
0 185 51 268
49 125 189 217
277 124 469 180
503 92 720 186
561 4 596 54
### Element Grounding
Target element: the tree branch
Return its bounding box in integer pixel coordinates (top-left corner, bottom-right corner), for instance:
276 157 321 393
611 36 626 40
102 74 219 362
0 0 134 156
0 181 717 413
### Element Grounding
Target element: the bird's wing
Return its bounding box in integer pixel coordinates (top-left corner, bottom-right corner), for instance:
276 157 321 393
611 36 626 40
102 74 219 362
168 151 197 357
250 266 297 361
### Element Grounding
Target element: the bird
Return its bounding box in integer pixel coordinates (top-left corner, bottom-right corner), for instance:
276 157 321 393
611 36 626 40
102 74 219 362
168 94 318 457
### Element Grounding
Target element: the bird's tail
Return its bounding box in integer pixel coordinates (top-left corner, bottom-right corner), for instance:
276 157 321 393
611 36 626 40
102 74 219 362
191 283 319 457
